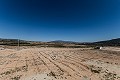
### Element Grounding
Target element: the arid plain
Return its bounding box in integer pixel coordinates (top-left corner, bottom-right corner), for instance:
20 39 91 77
0 47 120 80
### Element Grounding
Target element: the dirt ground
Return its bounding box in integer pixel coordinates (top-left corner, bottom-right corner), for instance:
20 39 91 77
0 47 120 80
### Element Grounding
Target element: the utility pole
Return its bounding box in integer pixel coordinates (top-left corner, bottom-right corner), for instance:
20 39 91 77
18 39 20 50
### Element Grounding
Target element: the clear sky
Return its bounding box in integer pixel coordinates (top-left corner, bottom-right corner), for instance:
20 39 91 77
0 0 120 42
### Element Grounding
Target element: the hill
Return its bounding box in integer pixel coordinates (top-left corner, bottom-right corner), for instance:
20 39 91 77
0 38 120 47
0 38 86 48
93 38 120 46
49 40 80 44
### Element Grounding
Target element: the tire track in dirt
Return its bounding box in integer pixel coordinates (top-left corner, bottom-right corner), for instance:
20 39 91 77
61 51 105 80
45 51 85 71
66 56 89 68
40 51 83 80
38 52 69 79
48 52 88 76
35 53 50 70
44 50 95 79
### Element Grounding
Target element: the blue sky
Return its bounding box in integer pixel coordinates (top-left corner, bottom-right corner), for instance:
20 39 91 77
0 0 120 42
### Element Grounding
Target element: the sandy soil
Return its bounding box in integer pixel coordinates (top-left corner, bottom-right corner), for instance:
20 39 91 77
0 47 120 80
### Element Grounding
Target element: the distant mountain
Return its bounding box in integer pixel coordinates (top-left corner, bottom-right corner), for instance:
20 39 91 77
0 38 120 46
49 40 80 44
93 38 120 46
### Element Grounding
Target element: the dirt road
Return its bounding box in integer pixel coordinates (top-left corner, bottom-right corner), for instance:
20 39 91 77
0 48 120 80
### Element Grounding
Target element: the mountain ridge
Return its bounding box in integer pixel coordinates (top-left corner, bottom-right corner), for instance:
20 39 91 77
0 38 120 46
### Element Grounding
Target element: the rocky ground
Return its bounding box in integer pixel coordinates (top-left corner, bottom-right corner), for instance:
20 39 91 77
0 47 120 80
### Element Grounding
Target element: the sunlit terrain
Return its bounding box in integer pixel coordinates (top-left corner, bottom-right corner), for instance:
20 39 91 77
0 47 120 80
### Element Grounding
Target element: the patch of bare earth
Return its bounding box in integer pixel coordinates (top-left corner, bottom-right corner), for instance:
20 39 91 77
0 47 120 80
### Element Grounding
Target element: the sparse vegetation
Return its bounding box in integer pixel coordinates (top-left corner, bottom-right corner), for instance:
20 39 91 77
89 65 102 74
102 72 120 80
11 75 22 80
0 65 28 76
